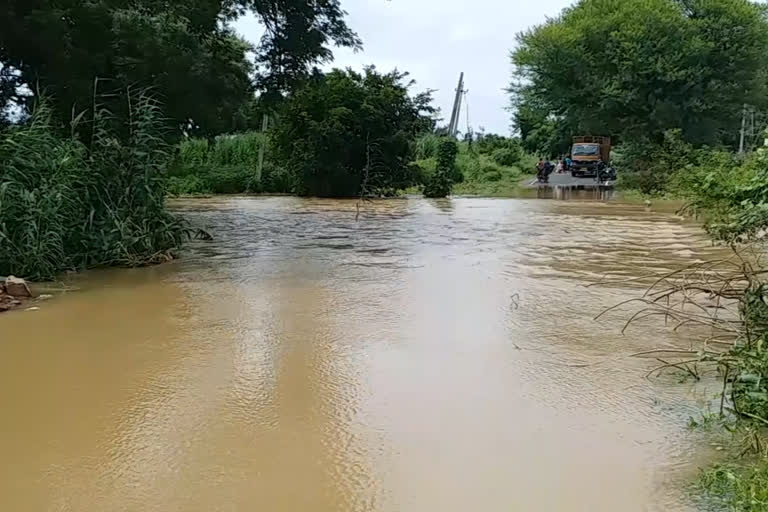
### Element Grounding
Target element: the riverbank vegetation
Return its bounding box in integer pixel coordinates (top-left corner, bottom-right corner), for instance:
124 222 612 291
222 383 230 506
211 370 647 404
412 132 537 197
0 92 187 280
0 0 362 280
512 0 768 507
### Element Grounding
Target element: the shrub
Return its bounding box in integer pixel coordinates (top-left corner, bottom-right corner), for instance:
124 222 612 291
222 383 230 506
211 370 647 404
700 463 768 512
422 172 451 198
491 146 522 167
616 130 707 195
168 174 210 196
272 67 435 197
258 162 294 193
423 139 458 198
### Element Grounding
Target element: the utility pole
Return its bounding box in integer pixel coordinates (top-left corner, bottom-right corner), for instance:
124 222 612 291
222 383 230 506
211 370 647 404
448 72 465 137
739 103 747 155
256 113 269 182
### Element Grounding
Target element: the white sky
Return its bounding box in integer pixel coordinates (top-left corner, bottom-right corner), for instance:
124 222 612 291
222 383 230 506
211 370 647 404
234 0 574 135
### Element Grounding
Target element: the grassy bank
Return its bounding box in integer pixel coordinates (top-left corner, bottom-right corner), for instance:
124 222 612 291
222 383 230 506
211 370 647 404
0 94 187 281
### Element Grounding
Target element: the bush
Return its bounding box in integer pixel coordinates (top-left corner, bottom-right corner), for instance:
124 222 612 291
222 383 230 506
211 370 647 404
423 139 458 198
687 149 768 242
170 132 273 195
616 130 708 195
491 146 522 167
272 67 435 197
168 174 210 196
410 136 533 196
0 93 187 280
258 162 294 193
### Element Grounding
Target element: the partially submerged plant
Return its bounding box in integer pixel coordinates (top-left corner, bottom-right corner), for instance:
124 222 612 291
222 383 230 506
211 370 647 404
597 247 768 425
0 89 188 280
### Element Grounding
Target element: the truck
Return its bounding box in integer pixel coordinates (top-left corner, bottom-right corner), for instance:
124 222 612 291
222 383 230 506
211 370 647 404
570 136 611 177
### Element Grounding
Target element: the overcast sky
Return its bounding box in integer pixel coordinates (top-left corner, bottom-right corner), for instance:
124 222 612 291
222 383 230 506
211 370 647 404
234 0 573 135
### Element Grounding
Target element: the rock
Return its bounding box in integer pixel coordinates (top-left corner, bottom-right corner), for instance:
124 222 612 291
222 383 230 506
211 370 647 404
37 294 53 301
5 276 32 298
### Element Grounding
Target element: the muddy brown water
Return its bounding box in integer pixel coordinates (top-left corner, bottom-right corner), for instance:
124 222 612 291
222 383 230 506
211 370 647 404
0 194 727 511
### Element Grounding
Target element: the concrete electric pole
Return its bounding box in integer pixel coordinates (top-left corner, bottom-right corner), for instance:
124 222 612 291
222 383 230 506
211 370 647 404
448 72 465 138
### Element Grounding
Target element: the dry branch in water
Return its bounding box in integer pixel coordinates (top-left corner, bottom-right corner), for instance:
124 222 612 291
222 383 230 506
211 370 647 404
597 246 768 422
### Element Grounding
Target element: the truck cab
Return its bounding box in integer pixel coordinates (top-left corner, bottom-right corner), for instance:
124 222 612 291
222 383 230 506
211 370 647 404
571 136 611 177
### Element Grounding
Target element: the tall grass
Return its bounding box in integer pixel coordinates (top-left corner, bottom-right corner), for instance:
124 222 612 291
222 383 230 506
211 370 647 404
0 92 187 280
169 132 293 195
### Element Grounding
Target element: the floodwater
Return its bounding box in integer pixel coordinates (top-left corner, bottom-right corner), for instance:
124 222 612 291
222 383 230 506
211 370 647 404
0 195 727 511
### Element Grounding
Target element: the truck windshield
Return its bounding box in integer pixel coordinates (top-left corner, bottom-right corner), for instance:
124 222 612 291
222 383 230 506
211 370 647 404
572 144 600 156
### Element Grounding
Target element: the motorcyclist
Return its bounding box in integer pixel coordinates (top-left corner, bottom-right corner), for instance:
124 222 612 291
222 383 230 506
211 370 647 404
537 160 553 183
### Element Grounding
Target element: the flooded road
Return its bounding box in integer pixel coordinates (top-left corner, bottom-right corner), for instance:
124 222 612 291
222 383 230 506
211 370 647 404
0 196 726 511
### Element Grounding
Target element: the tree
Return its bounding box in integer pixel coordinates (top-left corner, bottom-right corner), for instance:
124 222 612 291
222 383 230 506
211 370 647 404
242 0 362 104
511 0 768 147
271 67 435 197
0 0 359 136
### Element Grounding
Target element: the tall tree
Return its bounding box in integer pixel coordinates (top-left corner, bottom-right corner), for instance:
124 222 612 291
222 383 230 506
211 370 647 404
0 0 359 135
511 0 768 146
242 0 362 103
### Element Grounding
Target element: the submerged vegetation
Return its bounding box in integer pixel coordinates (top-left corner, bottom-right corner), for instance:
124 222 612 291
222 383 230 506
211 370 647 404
700 462 768 511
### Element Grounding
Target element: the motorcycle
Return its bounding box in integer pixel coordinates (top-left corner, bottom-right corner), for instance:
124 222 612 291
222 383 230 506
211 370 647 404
537 162 554 184
595 166 617 184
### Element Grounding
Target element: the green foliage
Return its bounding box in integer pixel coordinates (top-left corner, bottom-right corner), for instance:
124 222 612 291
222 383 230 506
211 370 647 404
168 174 209 196
0 0 360 136
699 462 768 511
0 92 187 280
415 133 442 159
249 0 362 103
412 133 532 196
0 2 254 137
169 132 294 195
675 147 768 242
491 146 522 167
511 0 768 146
271 67 435 197
615 130 709 195
436 139 458 175
423 139 458 198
